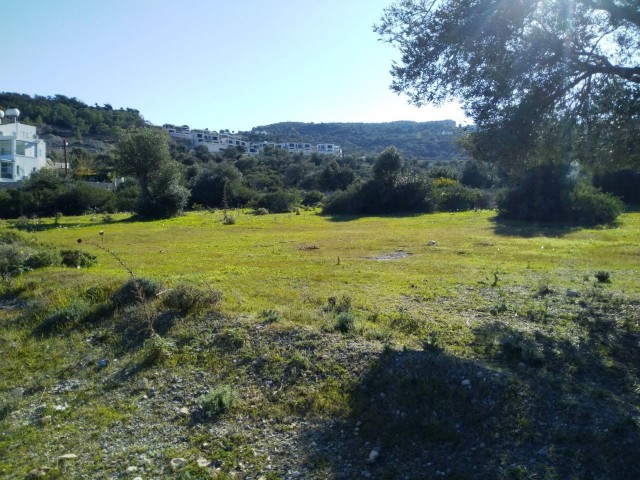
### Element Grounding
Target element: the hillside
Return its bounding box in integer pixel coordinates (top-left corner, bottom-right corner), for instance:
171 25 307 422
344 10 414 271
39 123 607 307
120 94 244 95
247 120 467 160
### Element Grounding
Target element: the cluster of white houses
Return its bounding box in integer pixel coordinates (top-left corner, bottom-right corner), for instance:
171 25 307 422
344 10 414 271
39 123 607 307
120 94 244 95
0 109 51 183
162 124 342 157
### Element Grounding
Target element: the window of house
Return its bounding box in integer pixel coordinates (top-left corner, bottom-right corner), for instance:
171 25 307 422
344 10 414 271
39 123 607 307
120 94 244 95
0 140 11 155
1 162 13 179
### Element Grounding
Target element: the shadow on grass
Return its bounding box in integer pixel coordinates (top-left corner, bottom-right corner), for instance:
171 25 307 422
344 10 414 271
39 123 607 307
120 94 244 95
325 212 430 223
492 217 580 238
301 318 640 479
10 216 135 233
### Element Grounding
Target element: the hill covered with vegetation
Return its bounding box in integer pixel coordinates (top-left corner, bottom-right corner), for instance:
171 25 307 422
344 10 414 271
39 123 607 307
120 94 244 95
247 120 467 160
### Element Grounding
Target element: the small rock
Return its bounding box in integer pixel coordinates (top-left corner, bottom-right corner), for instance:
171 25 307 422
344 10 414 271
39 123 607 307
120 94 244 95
126 466 138 473
196 457 210 467
97 358 109 368
137 377 150 390
26 466 50 478
54 403 69 412
461 379 471 386
39 415 52 426
427 240 438 246
178 406 190 416
58 453 78 461
133 477 143 480
170 458 187 471
368 446 381 464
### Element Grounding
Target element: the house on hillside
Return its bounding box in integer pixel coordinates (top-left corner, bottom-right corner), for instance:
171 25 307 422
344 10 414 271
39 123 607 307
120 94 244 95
0 109 49 183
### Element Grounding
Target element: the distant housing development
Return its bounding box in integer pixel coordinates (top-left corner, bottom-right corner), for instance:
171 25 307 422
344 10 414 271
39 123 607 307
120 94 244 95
162 124 342 157
0 109 50 183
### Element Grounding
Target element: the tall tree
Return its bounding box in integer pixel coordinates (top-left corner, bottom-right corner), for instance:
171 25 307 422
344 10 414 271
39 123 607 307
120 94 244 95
117 127 188 217
375 0 640 166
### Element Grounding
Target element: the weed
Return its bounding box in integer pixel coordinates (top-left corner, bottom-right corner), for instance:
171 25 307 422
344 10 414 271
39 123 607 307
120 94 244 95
34 298 90 336
422 332 445 354
60 249 97 268
163 282 221 315
112 277 163 306
260 309 281 323
199 385 238 418
139 334 175 367
222 215 237 225
218 327 249 351
324 295 352 314
334 311 356 333
0 397 18 421
491 296 508 315
595 271 611 284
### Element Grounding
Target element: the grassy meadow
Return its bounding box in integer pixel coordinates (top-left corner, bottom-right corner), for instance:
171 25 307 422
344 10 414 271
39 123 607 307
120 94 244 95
1 209 639 479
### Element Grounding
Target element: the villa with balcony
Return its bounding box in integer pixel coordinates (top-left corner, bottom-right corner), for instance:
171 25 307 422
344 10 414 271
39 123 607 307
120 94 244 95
0 110 49 183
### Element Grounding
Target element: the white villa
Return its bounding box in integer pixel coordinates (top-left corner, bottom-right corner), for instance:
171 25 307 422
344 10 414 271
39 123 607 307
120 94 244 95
162 124 342 157
0 109 49 183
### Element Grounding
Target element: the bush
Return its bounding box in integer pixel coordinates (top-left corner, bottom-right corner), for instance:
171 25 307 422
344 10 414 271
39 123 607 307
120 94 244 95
570 183 622 226
253 207 269 215
34 298 90 336
253 190 299 214
199 385 238 418
324 295 352 314
57 183 116 215
112 277 163 306
140 334 175 367
60 249 98 268
334 311 356 333
163 283 222 314
302 190 325 206
433 182 488 211
139 182 190 219
496 163 573 223
0 244 59 277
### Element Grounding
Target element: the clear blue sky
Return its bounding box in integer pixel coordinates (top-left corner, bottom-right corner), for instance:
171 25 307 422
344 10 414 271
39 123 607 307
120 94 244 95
3 0 466 131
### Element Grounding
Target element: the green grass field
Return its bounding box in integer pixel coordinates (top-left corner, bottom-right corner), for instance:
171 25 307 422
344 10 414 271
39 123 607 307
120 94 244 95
1 210 639 479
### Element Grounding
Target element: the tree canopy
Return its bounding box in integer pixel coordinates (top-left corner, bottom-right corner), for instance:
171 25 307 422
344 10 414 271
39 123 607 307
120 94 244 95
375 0 640 166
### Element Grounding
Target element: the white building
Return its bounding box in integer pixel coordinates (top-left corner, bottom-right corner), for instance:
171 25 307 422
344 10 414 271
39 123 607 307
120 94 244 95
0 109 49 183
162 124 341 157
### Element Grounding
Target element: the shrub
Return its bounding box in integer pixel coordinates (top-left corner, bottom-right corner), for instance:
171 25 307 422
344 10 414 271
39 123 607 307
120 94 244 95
496 163 573 223
324 295 352 314
253 207 269 215
323 187 363 215
253 190 299 213
60 249 97 268
163 283 222 314
57 183 116 215
112 277 163 306
433 182 488 211
140 334 175 367
199 385 238 418
334 311 356 333
595 271 611 284
302 190 325 206
34 298 90 336
0 244 59 277
570 183 622 226
222 214 236 225
259 309 281 323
